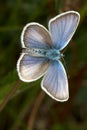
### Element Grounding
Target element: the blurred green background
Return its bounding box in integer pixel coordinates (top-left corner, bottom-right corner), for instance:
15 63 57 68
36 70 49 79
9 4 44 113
0 0 87 130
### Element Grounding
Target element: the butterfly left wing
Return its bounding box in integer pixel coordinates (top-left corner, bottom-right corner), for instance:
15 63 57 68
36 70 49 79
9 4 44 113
49 11 80 50
21 23 52 49
41 60 69 102
17 53 50 82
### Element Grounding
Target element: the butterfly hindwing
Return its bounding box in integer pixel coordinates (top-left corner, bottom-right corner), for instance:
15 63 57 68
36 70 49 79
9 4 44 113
17 53 50 82
21 23 52 49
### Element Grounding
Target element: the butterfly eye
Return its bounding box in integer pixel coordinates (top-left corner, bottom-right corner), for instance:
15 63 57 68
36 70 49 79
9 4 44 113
38 50 41 53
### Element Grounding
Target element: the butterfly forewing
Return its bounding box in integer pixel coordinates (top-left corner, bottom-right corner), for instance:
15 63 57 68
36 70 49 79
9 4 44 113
49 11 80 50
41 61 69 102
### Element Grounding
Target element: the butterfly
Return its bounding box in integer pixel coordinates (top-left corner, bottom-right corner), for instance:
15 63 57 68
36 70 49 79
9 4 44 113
17 11 80 102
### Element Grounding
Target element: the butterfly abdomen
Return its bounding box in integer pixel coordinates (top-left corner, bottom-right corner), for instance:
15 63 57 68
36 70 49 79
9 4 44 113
22 48 47 57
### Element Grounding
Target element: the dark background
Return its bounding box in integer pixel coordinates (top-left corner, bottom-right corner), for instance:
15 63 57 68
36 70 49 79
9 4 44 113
0 0 87 130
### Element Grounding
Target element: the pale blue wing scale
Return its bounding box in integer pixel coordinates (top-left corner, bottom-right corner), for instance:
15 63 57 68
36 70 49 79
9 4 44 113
21 23 52 49
17 53 50 82
41 60 69 102
49 11 80 50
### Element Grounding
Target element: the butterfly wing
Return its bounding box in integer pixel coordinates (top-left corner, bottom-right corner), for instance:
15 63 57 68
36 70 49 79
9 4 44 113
41 61 69 102
17 23 53 82
17 53 50 82
49 11 80 50
21 22 52 49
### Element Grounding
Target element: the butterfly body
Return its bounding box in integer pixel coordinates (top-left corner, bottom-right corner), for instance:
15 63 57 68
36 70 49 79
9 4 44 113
23 47 62 61
17 11 80 102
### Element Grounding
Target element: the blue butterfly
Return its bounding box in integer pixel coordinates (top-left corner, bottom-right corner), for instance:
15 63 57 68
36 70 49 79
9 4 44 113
17 11 80 102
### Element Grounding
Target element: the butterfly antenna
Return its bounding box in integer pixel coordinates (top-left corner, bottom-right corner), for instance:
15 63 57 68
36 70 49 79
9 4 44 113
61 54 70 79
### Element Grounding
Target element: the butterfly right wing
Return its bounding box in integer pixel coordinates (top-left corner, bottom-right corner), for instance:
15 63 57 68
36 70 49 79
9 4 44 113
17 53 50 82
41 60 69 102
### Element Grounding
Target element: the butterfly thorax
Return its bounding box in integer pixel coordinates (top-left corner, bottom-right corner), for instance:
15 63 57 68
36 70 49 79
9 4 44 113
23 48 63 61
44 49 63 60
